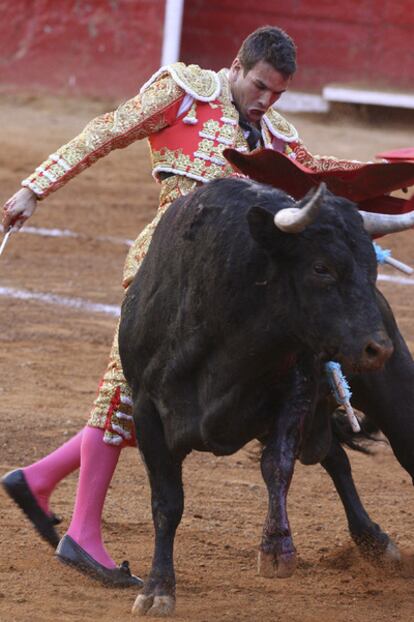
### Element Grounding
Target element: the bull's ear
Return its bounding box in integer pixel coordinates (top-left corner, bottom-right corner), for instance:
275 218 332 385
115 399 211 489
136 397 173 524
247 205 283 251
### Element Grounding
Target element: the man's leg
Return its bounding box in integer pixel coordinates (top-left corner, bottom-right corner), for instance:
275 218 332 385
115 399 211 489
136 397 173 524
61 323 136 568
3 203 164 563
66 427 121 568
59 184 195 574
4 182 192 579
23 430 83 515
56 183 195 568
1 321 134 560
2 430 83 547
54 324 142 586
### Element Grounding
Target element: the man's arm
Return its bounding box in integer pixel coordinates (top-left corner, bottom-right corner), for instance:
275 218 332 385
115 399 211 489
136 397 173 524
2 187 38 231
289 140 365 172
2 72 185 229
22 73 184 198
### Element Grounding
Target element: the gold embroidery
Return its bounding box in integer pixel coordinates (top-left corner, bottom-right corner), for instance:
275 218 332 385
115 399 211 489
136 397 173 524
24 173 54 191
198 138 215 153
202 119 221 135
89 173 201 442
217 123 235 144
215 70 249 153
183 100 198 124
208 162 227 177
152 144 233 182
217 69 233 102
23 73 184 197
261 122 273 148
263 108 298 141
234 126 249 152
195 138 226 164
88 322 135 446
293 143 364 172
220 105 238 124
199 118 236 146
169 62 220 100
159 175 199 208
190 157 206 177
152 147 191 172
122 175 200 290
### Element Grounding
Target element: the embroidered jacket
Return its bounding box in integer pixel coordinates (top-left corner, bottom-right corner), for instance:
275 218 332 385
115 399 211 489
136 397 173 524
21 63 362 199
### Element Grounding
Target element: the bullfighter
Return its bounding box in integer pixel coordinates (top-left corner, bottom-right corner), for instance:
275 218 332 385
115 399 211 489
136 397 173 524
1 25 364 586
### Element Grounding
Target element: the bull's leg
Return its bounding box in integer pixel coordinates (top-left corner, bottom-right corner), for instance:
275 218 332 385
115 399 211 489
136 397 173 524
131 396 184 618
258 365 316 579
351 339 414 483
352 292 414 480
321 435 399 562
341 299 414 563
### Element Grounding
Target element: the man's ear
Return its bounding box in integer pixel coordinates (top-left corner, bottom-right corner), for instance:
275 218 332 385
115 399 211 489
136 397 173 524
229 57 242 80
247 205 281 250
231 57 241 70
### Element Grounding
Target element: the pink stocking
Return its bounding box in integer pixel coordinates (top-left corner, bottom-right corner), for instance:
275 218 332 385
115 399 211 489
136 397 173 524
66 426 121 568
23 429 83 516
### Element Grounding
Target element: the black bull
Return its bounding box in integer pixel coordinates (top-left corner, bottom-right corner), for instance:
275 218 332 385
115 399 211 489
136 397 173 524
119 177 411 616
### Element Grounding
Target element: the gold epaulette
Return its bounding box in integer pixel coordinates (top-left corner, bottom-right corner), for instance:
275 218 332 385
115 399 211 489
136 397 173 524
140 62 221 102
263 107 299 142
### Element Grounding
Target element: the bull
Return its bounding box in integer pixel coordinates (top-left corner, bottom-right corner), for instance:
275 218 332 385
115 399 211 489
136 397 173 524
119 176 404 617
317 292 414 561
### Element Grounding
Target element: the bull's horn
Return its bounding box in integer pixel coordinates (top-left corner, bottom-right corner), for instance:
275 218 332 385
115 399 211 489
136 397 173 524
359 209 414 237
274 182 326 233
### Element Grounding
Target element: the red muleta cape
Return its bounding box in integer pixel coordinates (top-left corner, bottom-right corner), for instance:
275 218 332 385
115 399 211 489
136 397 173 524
224 148 414 220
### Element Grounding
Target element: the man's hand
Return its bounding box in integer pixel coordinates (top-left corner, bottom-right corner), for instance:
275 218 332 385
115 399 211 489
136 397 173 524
2 187 38 231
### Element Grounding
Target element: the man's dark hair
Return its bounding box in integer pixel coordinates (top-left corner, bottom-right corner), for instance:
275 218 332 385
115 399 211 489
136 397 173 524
238 26 297 78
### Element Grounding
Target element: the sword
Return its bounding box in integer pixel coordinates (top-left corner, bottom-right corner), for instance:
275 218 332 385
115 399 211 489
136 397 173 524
0 228 12 257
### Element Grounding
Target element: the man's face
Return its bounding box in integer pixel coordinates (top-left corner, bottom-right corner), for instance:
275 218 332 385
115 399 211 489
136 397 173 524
228 58 291 124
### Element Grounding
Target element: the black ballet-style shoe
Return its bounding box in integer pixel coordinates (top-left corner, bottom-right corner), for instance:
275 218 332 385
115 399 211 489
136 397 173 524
1 468 60 547
56 534 143 589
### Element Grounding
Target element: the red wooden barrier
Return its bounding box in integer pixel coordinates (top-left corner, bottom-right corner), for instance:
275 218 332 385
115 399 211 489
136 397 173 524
0 0 412 97
0 0 165 97
180 0 414 92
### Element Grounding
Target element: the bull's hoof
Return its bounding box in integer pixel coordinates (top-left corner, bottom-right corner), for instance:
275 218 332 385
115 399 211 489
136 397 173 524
354 531 401 567
364 539 402 568
383 540 402 564
276 552 297 577
257 550 277 578
132 594 175 617
257 550 297 578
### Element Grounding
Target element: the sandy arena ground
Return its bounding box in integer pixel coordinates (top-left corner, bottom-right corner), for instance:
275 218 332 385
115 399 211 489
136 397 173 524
0 94 414 622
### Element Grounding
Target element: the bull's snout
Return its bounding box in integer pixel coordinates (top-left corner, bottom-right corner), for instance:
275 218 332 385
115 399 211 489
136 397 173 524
360 332 394 371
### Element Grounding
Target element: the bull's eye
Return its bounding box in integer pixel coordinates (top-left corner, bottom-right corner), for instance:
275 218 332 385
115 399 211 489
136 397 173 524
313 262 330 275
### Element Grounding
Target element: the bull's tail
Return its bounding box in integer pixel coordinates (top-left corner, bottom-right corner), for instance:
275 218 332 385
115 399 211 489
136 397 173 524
331 408 384 454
